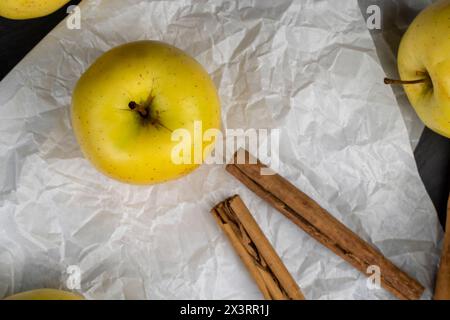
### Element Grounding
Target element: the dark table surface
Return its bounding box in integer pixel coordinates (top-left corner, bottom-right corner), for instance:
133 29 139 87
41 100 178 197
1 0 449 227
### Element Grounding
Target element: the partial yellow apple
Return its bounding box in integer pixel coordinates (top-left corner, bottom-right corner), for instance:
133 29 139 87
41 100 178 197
392 0 450 138
4 289 83 300
0 0 70 20
71 41 221 184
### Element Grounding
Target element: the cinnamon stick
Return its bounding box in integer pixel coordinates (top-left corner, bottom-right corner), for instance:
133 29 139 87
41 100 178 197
212 195 305 300
226 149 424 300
434 195 450 300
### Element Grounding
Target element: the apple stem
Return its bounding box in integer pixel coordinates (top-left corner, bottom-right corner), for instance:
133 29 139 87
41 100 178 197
128 101 149 118
383 78 427 85
127 98 171 132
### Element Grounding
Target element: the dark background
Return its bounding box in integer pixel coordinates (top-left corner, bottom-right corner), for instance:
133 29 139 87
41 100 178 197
0 0 449 227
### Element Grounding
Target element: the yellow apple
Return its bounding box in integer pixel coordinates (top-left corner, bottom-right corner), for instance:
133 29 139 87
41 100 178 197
387 0 450 138
71 41 221 184
0 0 70 20
4 289 83 300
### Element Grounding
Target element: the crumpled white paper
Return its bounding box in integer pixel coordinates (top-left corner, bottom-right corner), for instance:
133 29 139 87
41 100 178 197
0 0 442 299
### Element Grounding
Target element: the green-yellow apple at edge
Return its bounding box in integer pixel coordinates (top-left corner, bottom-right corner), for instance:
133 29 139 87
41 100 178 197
385 0 450 138
71 41 221 184
0 0 70 20
4 288 83 300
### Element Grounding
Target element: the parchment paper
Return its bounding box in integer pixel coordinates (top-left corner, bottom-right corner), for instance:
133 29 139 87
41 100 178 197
0 0 442 299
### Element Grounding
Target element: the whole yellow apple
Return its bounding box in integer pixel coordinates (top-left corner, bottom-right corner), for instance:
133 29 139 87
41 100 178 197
71 41 221 184
0 0 70 20
386 0 450 138
4 289 83 300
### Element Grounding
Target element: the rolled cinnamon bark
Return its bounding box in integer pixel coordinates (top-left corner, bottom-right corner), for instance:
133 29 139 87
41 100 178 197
212 195 305 300
226 149 424 300
434 195 450 300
